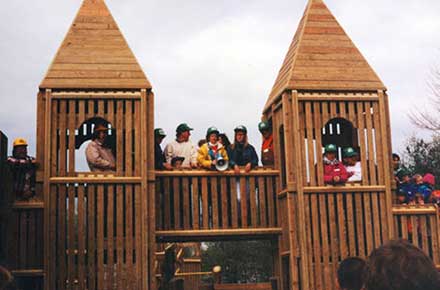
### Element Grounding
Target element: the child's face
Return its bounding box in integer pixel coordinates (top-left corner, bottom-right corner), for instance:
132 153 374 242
398 195 406 203
416 196 425 204
392 157 400 169
402 175 410 183
326 152 336 161
414 175 423 184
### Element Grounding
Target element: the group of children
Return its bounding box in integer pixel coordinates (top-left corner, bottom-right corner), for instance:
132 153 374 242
323 144 362 185
393 154 440 205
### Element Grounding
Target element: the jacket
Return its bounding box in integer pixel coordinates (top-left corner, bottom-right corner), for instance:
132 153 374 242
164 139 197 167
227 143 259 168
261 134 274 166
7 155 36 199
324 157 348 184
197 143 229 169
155 143 166 170
86 140 116 172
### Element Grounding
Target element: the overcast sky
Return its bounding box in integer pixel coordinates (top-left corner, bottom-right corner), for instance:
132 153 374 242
1 0 439 159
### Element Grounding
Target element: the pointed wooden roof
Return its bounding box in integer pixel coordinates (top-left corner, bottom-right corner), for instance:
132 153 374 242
40 0 151 90
266 0 385 109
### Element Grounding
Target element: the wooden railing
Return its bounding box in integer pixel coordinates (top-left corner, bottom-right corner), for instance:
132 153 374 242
393 204 440 267
155 169 280 239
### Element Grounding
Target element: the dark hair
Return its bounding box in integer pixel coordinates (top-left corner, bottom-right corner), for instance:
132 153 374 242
337 257 367 290
218 133 231 148
392 153 400 161
366 239 440 290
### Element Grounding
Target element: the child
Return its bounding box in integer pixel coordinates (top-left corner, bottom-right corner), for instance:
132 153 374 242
323 144 348 185
414 173 433 204
337 257 367 290
397 170 416 203
342 147 362 182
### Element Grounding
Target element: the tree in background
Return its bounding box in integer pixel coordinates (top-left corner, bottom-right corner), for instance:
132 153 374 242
410 68 440 132
201 240 274 283
402 134 440 187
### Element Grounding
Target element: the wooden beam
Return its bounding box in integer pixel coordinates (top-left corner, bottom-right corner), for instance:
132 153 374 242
155 169 279 177
304 185 386 193
49 177 142 184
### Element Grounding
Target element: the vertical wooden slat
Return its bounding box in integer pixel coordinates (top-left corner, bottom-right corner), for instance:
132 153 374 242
134 184 142 290
266 177 275 227
311 193 323 290
59 185 67 290
327 193 339 290
116 101 123 175
125 100 133 176
305 102 316 186
304 194 315 290
319 194 331 290
173 177 181 229
230 177 238 229
249 177 257 227
125 184 133 290
299 102 308 185
356 103 368 184
116 184 124 290
87 185 96 290
50 100 58 177
201 177 209 229
19 211 27 268
363 193 374 254
420 216 429 254
336 193 348 258
313 102 324 186
240 177 248 228
258 177 267 227
346 194 356 256
182 178 190 229
49 185 57 290
68 100 76 175
430 214 440 265
281 93 295 187
97 185 104 290
220 177 228 228
372 102 384 184
59 101 67 176
355 193 365 257
68 186 76 290
400 216 408 240
211 177 219 229
365 102 377 184
163 178 171 230
191 177 200 229
371 192 382 248
134 100 141 176
77 185 86 290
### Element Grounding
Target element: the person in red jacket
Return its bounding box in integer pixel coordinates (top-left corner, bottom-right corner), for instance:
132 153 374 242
323 144 348 185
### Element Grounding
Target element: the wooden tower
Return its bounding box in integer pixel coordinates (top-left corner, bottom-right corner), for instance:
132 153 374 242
36 0 155 289
264 0 394 289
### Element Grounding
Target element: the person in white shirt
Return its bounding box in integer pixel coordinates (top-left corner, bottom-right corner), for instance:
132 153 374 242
164 123 198 168
343 147 362 182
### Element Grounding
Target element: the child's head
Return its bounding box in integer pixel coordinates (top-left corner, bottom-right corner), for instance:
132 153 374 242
396 191 407 204
423 173 435 186
392 153 401 170
397 169 411 183
413 174 423 184
337 257 367 290
171 157 185 168
343 147 359 166
324 144 338 161
415 192 425 205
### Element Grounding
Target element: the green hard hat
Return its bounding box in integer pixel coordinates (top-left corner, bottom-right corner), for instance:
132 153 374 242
176 123 193 133
155 128 166 137
206 126 219 137
343 147 358 157
258 121 270 133
234 125 247 134
324 144 337 153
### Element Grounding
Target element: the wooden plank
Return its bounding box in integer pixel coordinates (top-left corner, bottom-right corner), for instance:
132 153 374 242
192 177 200 229
41 78 150 89
163 178 171 230
49 185 57 290
304 194 315 289
211 177 219 229
346 194 356 256
134 100 141 176
96 185 104 290
363 192 374 254
371 192 381 248
336 193 348 258
125 184 134 290
372 102 384 184
240 177 248 228
125 100 133 176
266 177 275 227
420 215 429 255
230 177 238 229
106 185 115 290
68 100 76 175
319 193 332 290
365 102 377 185
173 177 181 229
87 185 96 290
281 93 295 186
357 102 369 185
305 102 316 186
117 185 126 290
116 101 123 175
50 177 142 184
313 102 324 186
400 216 408 240
430 214 440 265
19 211 27 268
249 177 257 227
50 99 58 177
59 185 67 290
155 169 279 177
327 193 339 290
68 186 76 290
182 177 190 229
59 100 67 176
220 177 228 228
311 193 323 289
201 177 209 229
411 216 419 249
258 177 267 227
134 184 142 290
299 102 308 185
355 193 365 257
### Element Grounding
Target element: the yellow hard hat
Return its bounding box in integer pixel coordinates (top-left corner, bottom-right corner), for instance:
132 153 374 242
13 138 28 147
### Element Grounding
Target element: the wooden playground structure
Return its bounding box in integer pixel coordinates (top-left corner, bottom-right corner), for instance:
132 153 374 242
0 0 439 289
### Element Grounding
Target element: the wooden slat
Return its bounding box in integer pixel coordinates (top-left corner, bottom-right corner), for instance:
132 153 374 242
116 101 123 175
68 100 76 175
319 194 332 290
220 177 228 228
354 193 365 257
201 177 209 229
365 102 377 185
327 193 339 290
116 184 123 290
266 177 275 227
230 177 238 229
305 102 316 186
371 192 381 248
68 186 76 290
211 177 219 229
304 194 315 290
59 101 67 176
182 178 190 229
106 185 115 290
59 186 67 290
19 211 27 268
313 102 324 186
372 102 384 184
173 177 181 229
249 177 257 227
356 102 368 185
311 193 323 289
430 214 440 265
336 193 348 258
125 184 133 290
346 194 356 256
96 185 104 290
420 215 429 254
192 177 200 229
163 178 171 230
363 192 374 254
134 184 142 290
240 177 248 228
258 177 267 227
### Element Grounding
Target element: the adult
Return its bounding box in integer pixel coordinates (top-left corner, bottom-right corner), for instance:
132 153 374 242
366 239 440 290
323 144 348 185
6 138 37 200
86 123 116 172
197 127 228 170
258 121 274 166
227 125 258 174
393 153 406 184
343 147 361 182
154 128 172 170
164 123 198 168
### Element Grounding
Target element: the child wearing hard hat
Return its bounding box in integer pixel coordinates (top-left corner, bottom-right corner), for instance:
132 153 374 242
7 138 37 200
227 125 259 174
197 127 229 170
258 121 274 166
85 123 116 172
342 147 362 182
323 144 348 185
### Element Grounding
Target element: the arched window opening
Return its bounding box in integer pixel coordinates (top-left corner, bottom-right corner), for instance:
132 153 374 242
74 117 116 172
322 118 358 160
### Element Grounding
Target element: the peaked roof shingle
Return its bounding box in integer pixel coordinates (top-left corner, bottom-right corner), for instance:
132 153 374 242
266 0 385 109
40 0 151 90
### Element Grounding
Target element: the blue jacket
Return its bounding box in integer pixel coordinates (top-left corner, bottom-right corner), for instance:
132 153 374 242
227 143 259 168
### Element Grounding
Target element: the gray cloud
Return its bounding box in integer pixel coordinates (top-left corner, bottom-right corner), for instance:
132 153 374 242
1 0 439 158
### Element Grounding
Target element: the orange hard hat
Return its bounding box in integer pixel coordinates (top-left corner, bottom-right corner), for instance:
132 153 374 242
13 138 28 147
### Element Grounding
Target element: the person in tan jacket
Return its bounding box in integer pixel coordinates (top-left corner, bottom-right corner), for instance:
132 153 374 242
86 124 116 172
